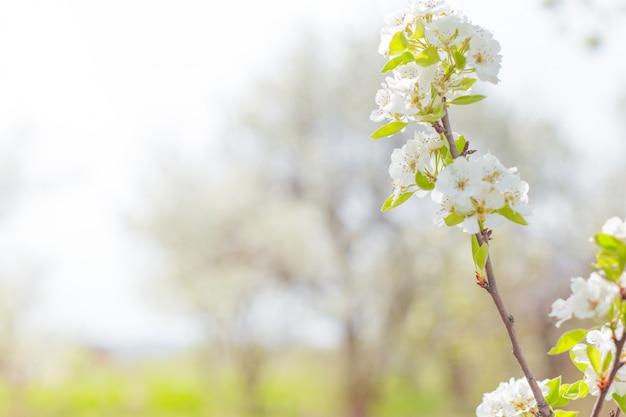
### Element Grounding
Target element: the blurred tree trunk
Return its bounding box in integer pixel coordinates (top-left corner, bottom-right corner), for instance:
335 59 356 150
344 317 375 417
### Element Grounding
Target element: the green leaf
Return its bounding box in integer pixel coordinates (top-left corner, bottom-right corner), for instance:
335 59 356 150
587 345 602 374
570 349 588 373
444 213 465 227
449 95 486 105
415 171 435 190
471 235 479 259
388 31 409 55
613 392 626 413
370 121 408 139
474 242 489 270
411 20 425 39
596 233 623 250
554 410 578 417
455 77 477 91
418 104 446 123
381 51 415 73
414 46 440 67
494 206 528 225
455 135 466 155
561 380 588 400
381 192 415 212
593 233 626 281
453 50 466 70
544 376 562 406
548 329 587 355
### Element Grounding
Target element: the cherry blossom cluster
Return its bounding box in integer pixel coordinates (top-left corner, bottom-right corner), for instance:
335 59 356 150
476 377 549 417
370 0 501 125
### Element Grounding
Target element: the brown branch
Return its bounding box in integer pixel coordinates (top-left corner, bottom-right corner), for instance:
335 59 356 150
589 333 626 417
477 233 552 417
438 101 550 417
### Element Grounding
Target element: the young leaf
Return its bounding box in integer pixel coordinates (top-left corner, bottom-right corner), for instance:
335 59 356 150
455 77 477 91
444 212 465 227
388 31 409 55
415 171 435 190
411 19 425 39
414 46 440 67
370 121 408 139
544 376 562 406
494 206 528 225
419 104 445 123
587 345 602 374
595 233 623 250
548 329 587 355
570 349 588 373
561 380 588 400
382 51 415 73
449 95 486 105
554 410 578 417
381 192 415 212
471 235 479 259
613 392 626 413
453 50 466 70
455 135 466 155
474 242 489 270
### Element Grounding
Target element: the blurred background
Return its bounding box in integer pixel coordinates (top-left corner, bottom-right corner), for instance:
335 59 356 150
0 0 625 416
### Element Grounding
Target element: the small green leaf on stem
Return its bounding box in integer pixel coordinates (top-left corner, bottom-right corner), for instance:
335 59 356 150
473 242 489 270
554 410 578 417
548 329 587 355
544 376 563 406
613 392 626 413
415 171 435 190
381 192 415 211
453 50 466 70
419 104 445 123
561 380 588 400
494 206 528 225
449 95 486 105
411 20 425 39
382 51 415 72
570 349 588 373
388 31 409 55
455 135 466 155
414 46 440 66
444 212 465 227
370 121 408 139
587 345 602 374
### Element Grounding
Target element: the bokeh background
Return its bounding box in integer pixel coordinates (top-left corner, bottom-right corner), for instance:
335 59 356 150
0 0 625 416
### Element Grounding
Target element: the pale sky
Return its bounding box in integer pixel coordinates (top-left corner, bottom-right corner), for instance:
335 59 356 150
0 0 624 350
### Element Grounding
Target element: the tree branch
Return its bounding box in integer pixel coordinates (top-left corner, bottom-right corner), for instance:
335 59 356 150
589 332 626 417
439 101 550 417
477 233 552 417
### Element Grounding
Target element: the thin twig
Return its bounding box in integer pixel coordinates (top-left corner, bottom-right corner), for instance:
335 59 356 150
477 234 552 417
589 333 626 417
440 101 550 417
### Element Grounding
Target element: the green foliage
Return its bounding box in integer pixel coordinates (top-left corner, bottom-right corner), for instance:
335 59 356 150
444 212 465 227
449 95 486 105
593 233 626 281
613 392 626 413
548 329 587 355
414 46 440 67
382 191 415 211
493 206 527 225
371 121 408 139
415 171 435 190
554 410 578 417
470 235 489 271
586 345 602 374
382 51 415 72
454 135 466 155
388 31 409 55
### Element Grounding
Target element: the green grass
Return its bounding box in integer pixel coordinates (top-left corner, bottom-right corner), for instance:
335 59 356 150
0 348 465 417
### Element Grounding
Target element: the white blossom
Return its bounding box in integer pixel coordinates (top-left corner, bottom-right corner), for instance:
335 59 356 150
602 216 626 240
549 272 620 327
476 377 549 417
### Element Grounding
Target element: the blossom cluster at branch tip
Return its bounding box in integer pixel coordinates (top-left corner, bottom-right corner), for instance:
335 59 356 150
433 153 530 234
370 0 501 125
476 377 549 417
